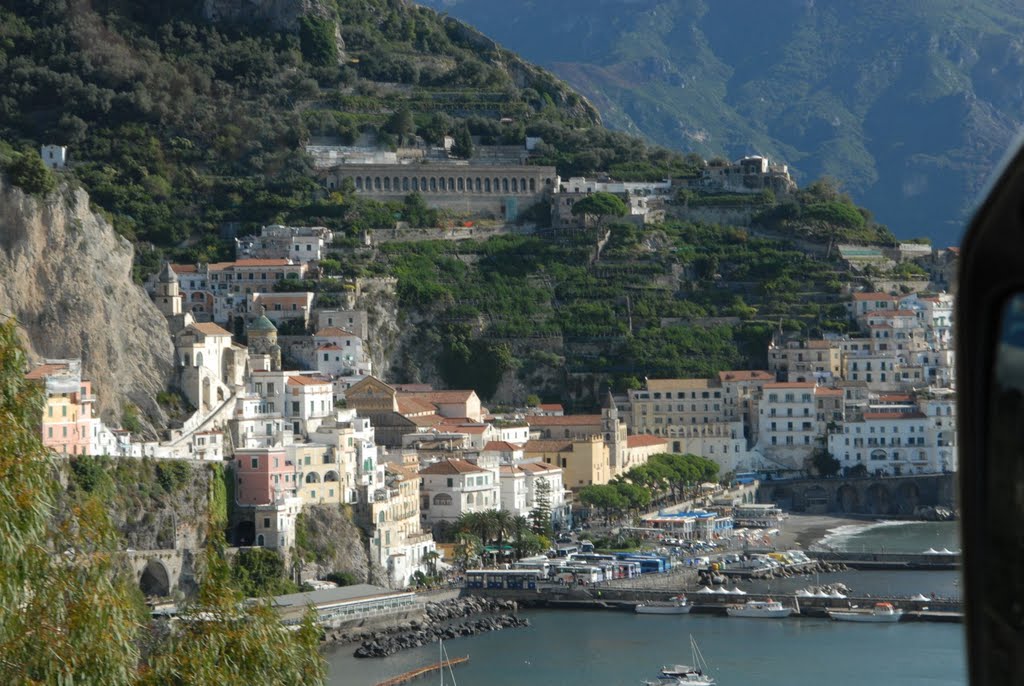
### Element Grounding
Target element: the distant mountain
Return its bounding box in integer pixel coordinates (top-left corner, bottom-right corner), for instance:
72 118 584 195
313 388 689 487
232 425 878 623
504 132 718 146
424 0 1024 246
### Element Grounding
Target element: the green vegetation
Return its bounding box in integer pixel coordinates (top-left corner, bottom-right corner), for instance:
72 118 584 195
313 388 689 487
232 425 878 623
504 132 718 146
0 320 325 685
571 191 628 225
231 547 299 597
3 148 56 195
578 453 719 522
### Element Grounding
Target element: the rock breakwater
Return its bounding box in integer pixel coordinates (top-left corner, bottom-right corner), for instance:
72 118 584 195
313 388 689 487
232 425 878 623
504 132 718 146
321 597 529 658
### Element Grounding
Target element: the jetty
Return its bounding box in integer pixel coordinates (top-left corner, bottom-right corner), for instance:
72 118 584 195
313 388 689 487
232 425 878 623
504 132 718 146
375 656 469 686
808 551 960 571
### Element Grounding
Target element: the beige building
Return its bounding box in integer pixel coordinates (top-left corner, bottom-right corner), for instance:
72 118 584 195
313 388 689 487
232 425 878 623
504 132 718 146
291 442 345 506
628 378 729 433
524 436 611 490
768 339 843 381
359 462 436 587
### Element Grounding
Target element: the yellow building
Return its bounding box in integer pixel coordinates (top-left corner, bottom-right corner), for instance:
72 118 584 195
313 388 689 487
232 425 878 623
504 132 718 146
361 462 436 587
290 442 345 506
524 436 611 490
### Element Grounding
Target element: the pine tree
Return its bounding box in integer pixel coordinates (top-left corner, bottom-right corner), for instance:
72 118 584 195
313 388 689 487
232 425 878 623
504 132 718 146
529 478 553 535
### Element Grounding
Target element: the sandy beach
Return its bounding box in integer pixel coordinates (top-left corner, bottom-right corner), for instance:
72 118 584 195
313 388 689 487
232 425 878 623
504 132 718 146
769 513 878 550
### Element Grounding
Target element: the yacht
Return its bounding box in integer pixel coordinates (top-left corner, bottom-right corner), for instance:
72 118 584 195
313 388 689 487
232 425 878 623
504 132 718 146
827 601 904 623
636 596 692 615
646 637 715 685
725 599 792 618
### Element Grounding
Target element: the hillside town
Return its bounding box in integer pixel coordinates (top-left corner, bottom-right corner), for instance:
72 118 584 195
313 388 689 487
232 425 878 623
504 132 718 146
25 186 959 590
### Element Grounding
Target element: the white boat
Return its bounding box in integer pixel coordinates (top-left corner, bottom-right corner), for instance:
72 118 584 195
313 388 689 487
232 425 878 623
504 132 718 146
725 599 793 618
827 601 904 623
636 596 692 615
647 636 715 685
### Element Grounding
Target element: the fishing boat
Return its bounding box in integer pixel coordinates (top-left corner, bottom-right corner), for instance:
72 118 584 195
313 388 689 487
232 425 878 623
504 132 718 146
827 601 904 623
724 599 792 618
645 636 715 685
636 595 692 615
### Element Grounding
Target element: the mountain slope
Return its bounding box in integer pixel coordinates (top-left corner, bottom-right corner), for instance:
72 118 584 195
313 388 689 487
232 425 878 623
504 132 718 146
425 0 1024 245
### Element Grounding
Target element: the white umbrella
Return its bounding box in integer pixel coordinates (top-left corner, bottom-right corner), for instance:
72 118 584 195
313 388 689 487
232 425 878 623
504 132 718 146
733 588 747 595
923 548 940 554
696 586 715 594
911 594 930 601
796 589 812 597
830 592 846 599
938 548 954 555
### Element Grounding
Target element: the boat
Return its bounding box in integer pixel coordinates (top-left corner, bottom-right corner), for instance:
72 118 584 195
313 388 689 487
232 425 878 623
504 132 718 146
725 599 793 618
636 596 692 615
646 636 715 685
827 601 904 623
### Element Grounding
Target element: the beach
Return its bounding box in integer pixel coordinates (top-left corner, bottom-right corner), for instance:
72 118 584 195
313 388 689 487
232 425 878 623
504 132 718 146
771 513 873 550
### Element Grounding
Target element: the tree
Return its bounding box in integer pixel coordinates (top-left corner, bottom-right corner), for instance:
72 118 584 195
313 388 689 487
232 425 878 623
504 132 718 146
811 449 841 478
298 16 338 66
0 320 327 684
384 108 415 145
570 191 628 227
231 547 298 597
5 150 56 196
451 124 473 159
577 484 626 523
529 478 553 534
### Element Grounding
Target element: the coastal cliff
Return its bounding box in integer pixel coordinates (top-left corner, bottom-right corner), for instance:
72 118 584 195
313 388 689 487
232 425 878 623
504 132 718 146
0 178 174 434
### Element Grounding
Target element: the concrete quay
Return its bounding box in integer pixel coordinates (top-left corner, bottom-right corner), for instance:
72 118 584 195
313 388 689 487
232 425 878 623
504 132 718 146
808 550 959 571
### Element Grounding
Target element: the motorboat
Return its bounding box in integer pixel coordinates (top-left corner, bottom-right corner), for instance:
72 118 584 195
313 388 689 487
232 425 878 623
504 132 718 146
725 599 793 618
636 596 692 615
827 601 904 623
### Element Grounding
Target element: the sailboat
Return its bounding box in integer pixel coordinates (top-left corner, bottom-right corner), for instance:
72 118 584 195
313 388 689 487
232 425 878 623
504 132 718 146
648 636 716 685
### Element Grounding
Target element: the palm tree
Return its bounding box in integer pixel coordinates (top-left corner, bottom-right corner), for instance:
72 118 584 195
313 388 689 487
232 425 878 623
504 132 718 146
510 515 532 560
490 510 514 561
423 550 440 578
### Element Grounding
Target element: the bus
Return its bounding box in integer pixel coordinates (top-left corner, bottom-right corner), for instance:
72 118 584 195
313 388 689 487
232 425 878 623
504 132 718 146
464 569 543 590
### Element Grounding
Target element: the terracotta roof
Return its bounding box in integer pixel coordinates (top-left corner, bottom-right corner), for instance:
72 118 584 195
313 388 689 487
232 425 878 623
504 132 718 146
498 465 523 475
646 378 712 391
169 263 199 273
190 322 232 336
25 362 71 380
813 388 843 397
526 415 602 426
287 375 331 386
524 439 575 453
878 393 914 402
483 441 521 452
718 370 773 382
397 397 438 416
315 326 357 337
627 434 668 448
763 382 816 389
409 414 444 427
234 258 292 267
453 424 488 434
518 461 560 473
863 412 927 420
538 403 564 411
403 390 476 403
419 459 487 475
852 293 899 301
317 343 341 351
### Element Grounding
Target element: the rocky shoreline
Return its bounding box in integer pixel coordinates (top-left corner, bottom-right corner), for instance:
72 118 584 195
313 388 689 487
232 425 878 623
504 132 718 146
697 559 848 586
321 597 529 658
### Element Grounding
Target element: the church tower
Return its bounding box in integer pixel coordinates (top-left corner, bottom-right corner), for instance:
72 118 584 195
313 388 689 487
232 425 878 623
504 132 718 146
602 389 628 473
155 262 182 317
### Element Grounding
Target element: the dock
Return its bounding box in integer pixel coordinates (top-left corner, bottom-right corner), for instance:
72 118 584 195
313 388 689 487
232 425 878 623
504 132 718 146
375 656 469 686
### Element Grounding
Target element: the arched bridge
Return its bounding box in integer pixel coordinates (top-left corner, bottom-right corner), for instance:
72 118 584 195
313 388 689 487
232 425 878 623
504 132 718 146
756 473 957 515
126 549 196 598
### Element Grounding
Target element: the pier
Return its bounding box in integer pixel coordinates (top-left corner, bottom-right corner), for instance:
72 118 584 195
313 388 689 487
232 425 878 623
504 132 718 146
375 656 469 686
808 551 959 571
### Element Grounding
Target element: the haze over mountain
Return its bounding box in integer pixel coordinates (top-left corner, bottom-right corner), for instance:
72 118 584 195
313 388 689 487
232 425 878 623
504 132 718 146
424 0 1024 247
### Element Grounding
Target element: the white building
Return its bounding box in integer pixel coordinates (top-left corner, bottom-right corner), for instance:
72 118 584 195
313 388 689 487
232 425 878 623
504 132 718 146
828 411 950 476
40 144 67 170
418 458 499 526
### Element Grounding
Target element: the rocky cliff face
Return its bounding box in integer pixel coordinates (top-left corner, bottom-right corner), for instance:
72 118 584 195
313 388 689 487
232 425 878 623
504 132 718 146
296 504 389 587
0 179 174 433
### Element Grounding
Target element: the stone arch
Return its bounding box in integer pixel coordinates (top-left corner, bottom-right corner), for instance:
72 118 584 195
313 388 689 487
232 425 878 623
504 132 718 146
305 472 321 483
217 387 225 402
256 534 265 546
430 177 437 192
803 485 828 512
433 493 452 506
420 176 427 191
769 486 793 509
511 178 518 192
457 177 464 191
493 177 500 193
235 520 255 546
365 176 372 190
355 177 363 190
402 177 410 191
448 177 455 191
871 448 887 462
484 178 491 193
328 180 335 190
520 177 527 192
378 511 386 524
201 376 211 411
383 177 391 191
324 470 339 482
393 176 400 191
438 177 446 192
466 492 475 505
529 178 536 192
896 481 920 513
474 177 482 192
139 559 171 597
195 351 204 368
837 484 860 513
866 483 892 515
412 177 419 191
374 177 381 191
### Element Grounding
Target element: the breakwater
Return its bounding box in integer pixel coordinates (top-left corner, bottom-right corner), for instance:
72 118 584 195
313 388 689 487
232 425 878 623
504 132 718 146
808 550 959 570
322 596 528 658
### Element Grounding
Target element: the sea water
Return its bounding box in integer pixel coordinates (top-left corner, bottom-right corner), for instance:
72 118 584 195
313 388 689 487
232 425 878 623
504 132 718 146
326 520 967 685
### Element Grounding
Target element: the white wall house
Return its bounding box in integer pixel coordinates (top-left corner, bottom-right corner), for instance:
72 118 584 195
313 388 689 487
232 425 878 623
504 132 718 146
418 458 499 526
40 144 67 170
828 411 950 475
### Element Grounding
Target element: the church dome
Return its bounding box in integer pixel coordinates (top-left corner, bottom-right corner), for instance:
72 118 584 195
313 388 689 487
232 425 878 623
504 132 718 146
248 314 277 333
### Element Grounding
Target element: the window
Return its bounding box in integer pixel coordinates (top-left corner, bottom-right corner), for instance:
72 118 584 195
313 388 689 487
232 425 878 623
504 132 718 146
446 478 453 487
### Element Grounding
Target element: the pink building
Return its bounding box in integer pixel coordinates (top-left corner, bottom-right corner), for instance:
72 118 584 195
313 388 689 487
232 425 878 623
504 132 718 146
234 447 295 505
27 361 97 457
